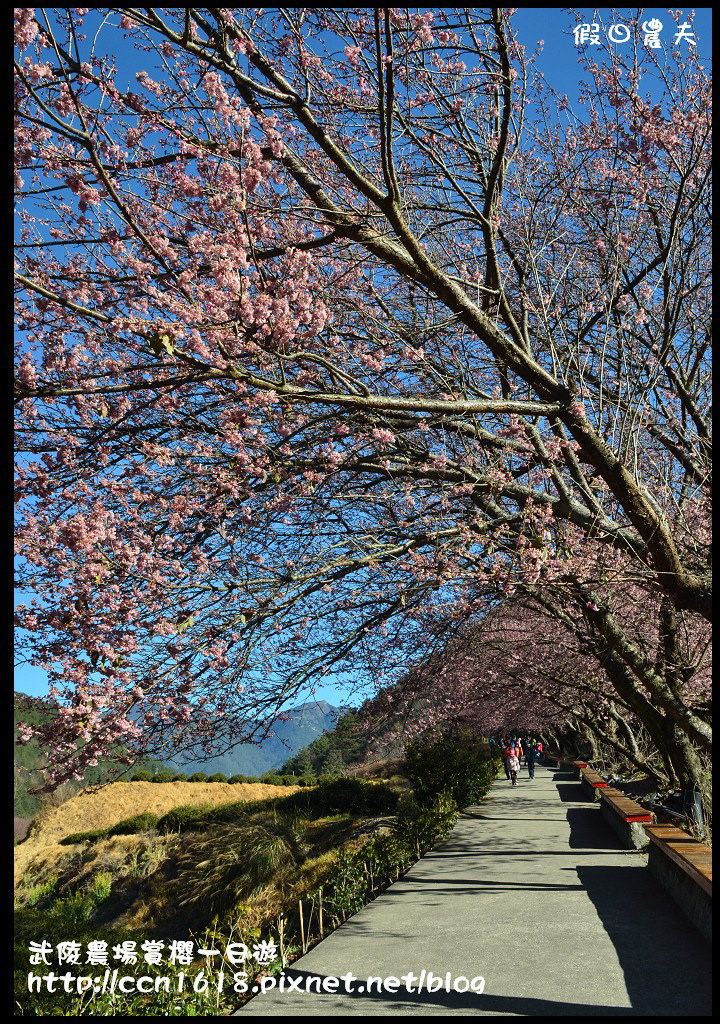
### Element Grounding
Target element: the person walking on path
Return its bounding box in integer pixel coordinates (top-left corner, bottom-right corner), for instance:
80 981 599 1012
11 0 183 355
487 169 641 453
526 740 537 779
507 749 520 786
502 739 513 780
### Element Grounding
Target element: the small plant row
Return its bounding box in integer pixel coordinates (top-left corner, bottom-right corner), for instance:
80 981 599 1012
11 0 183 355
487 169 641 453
229 789 461 1010
128 769 317 785
316 792 459 923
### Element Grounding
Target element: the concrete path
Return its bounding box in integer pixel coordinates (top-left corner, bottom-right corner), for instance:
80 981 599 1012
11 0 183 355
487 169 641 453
235 765 712 1016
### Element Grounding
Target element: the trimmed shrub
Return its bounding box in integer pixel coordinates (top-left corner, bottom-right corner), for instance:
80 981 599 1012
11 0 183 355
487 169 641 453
157 804 210 833
201 801 251 826
60 827 108 845
60 811 161 845
171 773 188 782
130 770 152 782
405 735 500 808
110 812 160 835
188 772 209 783
150 771 175 783
207 773 228 783
277 777 398 817
260 773 283 786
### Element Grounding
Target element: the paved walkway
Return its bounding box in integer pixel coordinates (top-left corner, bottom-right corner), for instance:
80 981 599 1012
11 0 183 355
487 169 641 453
235 764 712 1016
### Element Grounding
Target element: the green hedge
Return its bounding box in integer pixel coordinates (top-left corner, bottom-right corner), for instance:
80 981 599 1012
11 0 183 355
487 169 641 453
60 811 161 845
405 735 501 808
156 804 211 833
154 778 398 835
111 812 160 834
127 771 318 785
277 777 398 817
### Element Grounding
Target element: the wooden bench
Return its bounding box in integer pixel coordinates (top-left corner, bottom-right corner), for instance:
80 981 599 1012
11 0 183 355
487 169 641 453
544 755 584 776
599 786 654 849
644 824 711 942
579 766 608 801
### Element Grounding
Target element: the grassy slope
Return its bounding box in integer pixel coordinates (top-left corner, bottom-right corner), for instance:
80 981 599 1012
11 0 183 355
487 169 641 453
14 775 416 1015
15 780 297 883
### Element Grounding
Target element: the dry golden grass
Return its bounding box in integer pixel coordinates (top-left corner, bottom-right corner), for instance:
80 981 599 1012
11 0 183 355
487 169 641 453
15 781 296 886
15 834 169 891
15 841 82 887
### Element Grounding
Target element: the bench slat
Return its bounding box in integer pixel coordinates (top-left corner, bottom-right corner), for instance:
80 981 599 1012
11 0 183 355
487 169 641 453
580 767 607 787
601 787 654 823
644 824 712 895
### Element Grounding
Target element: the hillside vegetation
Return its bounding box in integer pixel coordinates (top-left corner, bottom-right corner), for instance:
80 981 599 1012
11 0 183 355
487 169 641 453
15 781 296 885
280 709 400 776
15 738 499 1015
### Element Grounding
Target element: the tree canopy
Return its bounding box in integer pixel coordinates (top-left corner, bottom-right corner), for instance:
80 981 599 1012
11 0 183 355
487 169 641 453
14 9 711 788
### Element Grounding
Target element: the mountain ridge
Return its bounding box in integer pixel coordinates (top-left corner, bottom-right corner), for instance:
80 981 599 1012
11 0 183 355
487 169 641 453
162 699 340 777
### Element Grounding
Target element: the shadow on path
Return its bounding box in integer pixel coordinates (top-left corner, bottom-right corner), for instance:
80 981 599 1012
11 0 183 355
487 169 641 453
566 807 620 850
555 782 588 803
236 769 711 1017
576 865 712 1015
268 968 644 1016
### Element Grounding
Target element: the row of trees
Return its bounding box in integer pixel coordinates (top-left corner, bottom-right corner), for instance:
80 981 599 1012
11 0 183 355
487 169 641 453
280 709 367 776
362 588 710 793
14 9 710 791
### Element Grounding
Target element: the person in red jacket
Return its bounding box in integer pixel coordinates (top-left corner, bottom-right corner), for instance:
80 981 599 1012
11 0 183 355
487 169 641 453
502 740 513 780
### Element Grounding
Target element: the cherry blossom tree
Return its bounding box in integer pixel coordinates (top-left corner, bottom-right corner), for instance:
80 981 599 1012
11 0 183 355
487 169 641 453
364 583 710 791
14 9 711 787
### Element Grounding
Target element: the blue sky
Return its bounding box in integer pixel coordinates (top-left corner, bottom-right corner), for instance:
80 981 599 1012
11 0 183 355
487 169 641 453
515 8 711 75
14 8 712 707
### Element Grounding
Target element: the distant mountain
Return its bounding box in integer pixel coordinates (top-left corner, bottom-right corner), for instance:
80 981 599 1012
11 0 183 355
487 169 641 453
15 691 339 807
279 701 411 778
164 700 340 777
